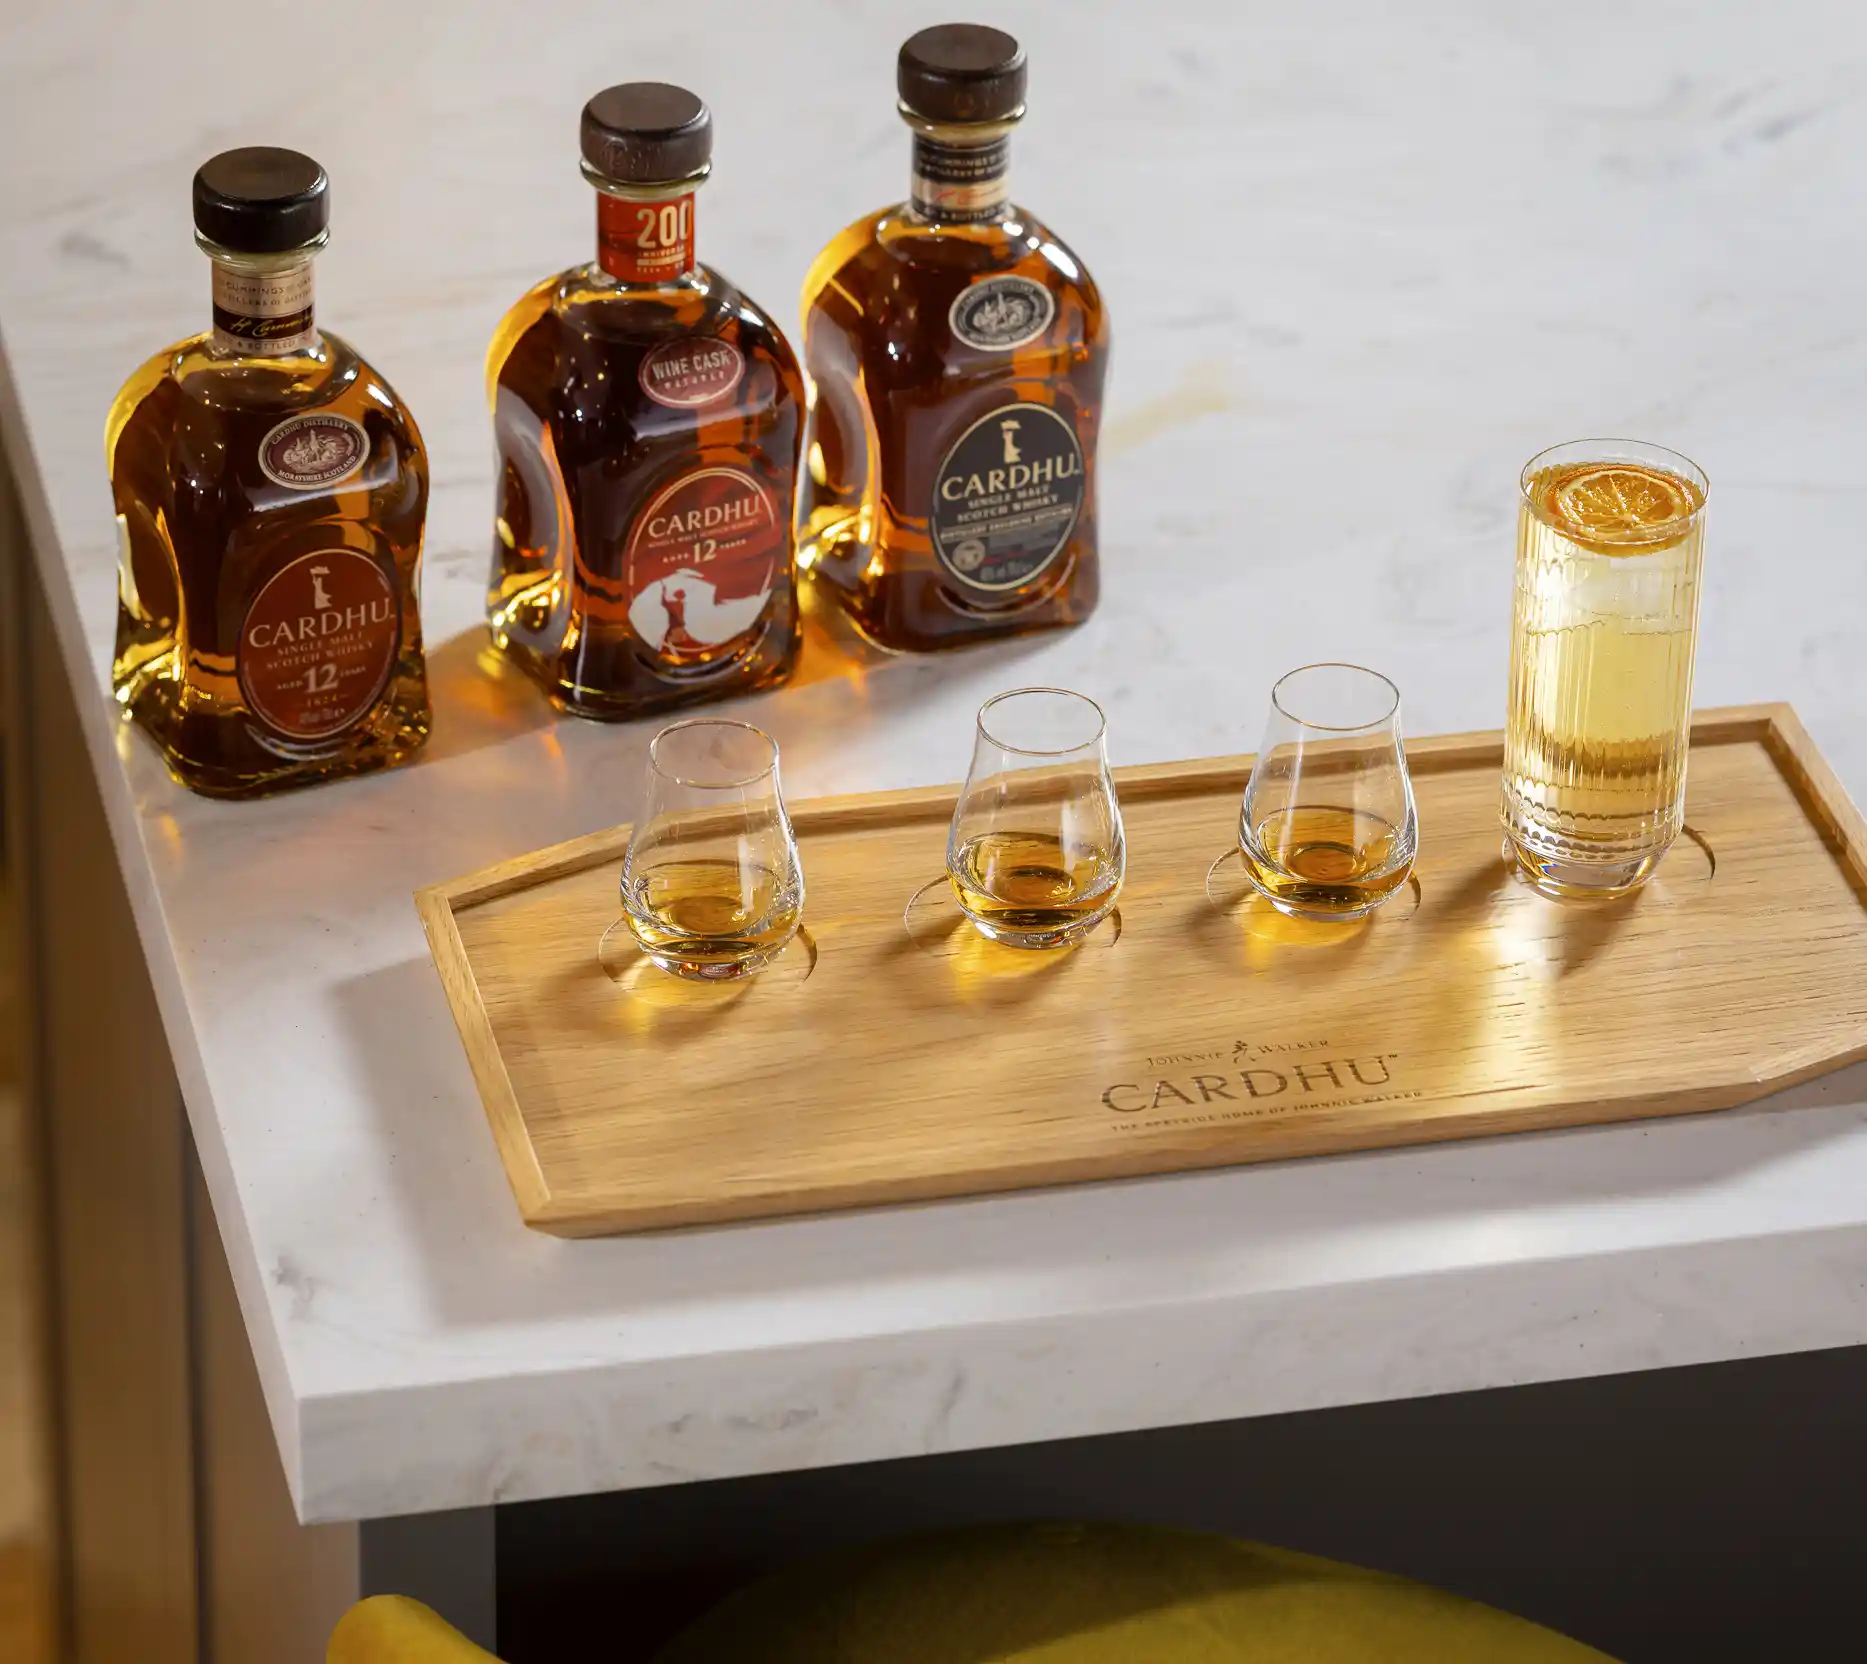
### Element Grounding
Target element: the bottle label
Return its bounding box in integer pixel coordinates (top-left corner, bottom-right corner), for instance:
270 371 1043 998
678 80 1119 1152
638 337 745 409
623 466 783 664
912 134 1010 223
929 403 1085 593
212 261 316 356
258 413 371 491
597 192 696 285
949 276 1056 352
238 549 400 739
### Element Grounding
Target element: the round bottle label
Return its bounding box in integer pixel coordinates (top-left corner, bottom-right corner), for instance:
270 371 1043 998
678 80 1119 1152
238 549 401 739
928 403 1086 593
259 413 370 490
638 338 746 409
948 276 1056 352
624 466 783 665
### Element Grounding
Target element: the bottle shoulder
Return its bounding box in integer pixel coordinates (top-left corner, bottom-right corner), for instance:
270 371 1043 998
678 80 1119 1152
803 204 1106 353
807 205 1099 298
504 264 795 357
799 204 1108 404
112 332 416 431
107 337 187 470
107 330 426 513
489 263 804 428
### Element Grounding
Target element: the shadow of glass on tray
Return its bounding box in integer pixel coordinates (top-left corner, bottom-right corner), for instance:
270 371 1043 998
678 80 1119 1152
582 919 817 1036
1202 845 1419 946
889 875 1118 1007
1439 826 1714 983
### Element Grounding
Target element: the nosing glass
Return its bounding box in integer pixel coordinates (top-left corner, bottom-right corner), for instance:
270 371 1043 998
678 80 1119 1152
647 718 779 790
976 686 1108 757
1270 663 1400 734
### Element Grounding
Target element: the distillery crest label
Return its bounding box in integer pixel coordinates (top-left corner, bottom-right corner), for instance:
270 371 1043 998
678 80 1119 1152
623 466 782 665
638 337 746 409
949 275 1055 352
929 403 1085 593
239 549 399 739
259 413 370 491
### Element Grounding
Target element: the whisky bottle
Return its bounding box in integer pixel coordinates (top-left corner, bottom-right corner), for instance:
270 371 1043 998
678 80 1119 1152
107 149 430 798
797 25 1109 653
487 85 806 720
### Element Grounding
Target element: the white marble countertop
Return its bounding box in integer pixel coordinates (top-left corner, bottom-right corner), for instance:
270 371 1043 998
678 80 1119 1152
5 0 1867 1524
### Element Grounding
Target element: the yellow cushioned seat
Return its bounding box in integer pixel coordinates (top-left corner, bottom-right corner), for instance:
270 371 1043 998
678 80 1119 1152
330 1594 499 1663
328 1522 1620 1662
654 1522 1618 1664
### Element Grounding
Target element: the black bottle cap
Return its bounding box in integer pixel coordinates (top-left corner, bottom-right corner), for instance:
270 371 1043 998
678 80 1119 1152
898 24 1027 124
581 83 712 185
192 148 328 254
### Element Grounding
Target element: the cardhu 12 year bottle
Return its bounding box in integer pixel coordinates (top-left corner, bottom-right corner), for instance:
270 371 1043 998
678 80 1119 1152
107 148 430 797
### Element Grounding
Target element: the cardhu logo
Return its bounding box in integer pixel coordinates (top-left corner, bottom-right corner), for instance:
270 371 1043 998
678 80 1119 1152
1101 1038 1407 1117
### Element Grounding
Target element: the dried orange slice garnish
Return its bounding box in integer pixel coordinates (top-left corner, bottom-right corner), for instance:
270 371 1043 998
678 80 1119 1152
1548 464 1698 540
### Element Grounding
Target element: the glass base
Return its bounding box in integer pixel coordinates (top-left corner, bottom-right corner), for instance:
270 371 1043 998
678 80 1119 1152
1503 831 1667 902
1255 890 1389 924
639 933 796 983
962 899 1117 951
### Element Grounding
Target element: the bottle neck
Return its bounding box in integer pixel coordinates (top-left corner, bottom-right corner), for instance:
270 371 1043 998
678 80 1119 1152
595 186 699 285
206 247 319 358
909 125 1013 224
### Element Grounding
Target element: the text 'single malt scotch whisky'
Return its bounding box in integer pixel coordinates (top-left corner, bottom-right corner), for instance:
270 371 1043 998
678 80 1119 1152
108 149 430 798
797 25 1109 652
486 85 806 719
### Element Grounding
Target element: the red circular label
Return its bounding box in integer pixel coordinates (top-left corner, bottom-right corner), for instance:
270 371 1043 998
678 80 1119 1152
624 467 782 666
638 338 746 409
238 549 400 739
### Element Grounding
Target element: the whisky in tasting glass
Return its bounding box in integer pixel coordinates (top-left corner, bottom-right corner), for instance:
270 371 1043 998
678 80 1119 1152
948 688 1124 949
1503 440 1708 899
1238 665 1417 921
487 85 805 720
108 149 429 797
621 720 804 981
797 25 1109 652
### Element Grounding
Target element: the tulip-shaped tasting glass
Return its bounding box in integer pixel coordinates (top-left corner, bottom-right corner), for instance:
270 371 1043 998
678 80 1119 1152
620 719 804 981
1238 664 1417 921
947 688 1125 950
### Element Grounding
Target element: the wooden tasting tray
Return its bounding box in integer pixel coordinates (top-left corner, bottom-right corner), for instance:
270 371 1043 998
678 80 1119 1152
418 705 1867 1237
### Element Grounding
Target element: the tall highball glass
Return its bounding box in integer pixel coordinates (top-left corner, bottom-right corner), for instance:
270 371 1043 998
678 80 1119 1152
1503 440 1709 899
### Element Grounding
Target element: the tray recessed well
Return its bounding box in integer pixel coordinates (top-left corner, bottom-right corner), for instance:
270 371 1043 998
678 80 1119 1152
417 706 1867 1237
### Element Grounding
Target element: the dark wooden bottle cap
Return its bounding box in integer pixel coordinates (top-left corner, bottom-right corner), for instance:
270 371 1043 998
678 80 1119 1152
192 148 328 253
898 24 1027 124
581 83 712 185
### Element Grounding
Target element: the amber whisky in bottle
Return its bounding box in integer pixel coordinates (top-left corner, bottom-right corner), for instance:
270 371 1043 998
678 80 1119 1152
486 85 805 720
107 149 430 798
797 25 1109 653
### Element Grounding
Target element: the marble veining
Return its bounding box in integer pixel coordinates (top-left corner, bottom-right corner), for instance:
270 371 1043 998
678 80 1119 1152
3 0 1867 1522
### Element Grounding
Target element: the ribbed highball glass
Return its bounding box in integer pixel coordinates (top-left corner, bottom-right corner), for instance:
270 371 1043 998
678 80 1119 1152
1502 439 1709 900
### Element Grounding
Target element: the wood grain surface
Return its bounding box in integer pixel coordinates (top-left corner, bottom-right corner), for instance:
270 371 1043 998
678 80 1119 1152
418 705 1867 1237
